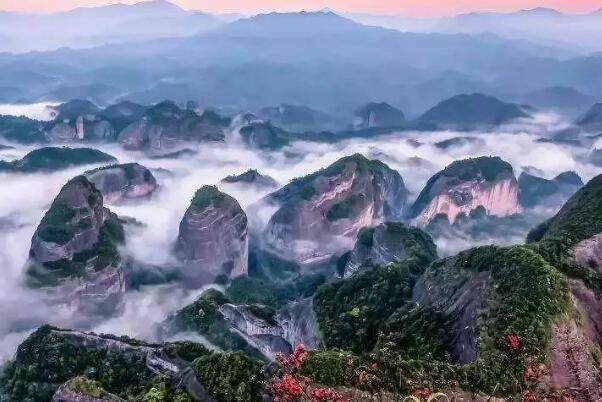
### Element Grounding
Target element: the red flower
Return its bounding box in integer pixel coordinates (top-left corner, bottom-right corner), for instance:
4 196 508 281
522 390 538 402
277 344 307 371
311 387 347 402
272 374 303 401
506 334 521 352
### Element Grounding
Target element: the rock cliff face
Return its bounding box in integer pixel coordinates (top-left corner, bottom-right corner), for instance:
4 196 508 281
221 169 278 188
257 104 334 131
219 298 321 359
411 156 519 225
518 171 582 208
238 121 291 149
84 163 158 204
27 176 125 315
354 102 405 129
117 101 225 154
342 222 437 278
262 154 408 263
174 186 248 286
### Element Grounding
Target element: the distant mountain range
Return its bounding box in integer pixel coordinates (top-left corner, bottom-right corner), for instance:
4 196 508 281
0 6 601 118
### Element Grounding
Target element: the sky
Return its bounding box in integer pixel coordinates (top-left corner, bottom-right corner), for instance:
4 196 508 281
0 0 601 17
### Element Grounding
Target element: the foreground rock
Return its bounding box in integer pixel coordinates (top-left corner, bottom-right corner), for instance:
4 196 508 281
518 170 582 208
340 222 437 278
165 288 320 360
221 169 278 188
174 186 248 286
262 154 408 263
27 176 125 315
411 156 519 225
0 325 262 402
0 147 116 173
84 163 158 203
52 377 125 402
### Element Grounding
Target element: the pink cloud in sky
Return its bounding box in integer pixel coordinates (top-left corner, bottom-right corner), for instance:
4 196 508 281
0 0 600 16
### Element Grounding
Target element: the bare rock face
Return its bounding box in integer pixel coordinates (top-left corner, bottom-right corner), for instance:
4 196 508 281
52 378 125 402
342 222 437 278
27 176 125 315
411 156 519 226
85 163 158 204
262 154 408 263
219 298 321 359
354 102 405 129
117 101 225 154
174 186 248 286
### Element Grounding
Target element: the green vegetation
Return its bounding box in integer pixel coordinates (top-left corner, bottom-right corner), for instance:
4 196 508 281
0 114 46 144
0 147 116 173
192 352 263 402
170 289 263 359
67 376 104 398
36 201 77 244
190 185 226 209
309 245 569 396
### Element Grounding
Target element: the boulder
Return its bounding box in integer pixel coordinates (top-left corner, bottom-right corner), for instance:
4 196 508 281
342 222 437 278
411 156 519 225
262 154 408 263
174 186 248 286
84 163 158 203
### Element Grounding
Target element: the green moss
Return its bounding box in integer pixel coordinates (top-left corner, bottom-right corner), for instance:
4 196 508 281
190 186 226 209
67 376 103 398
192 352 263 402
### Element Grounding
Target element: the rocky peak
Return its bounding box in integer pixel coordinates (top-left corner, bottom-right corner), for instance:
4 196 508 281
84 163 158 204
238 121 291 149
417 93 530 130
52 377 125 402
221 169 278 188
27 176 125 315
518 170 583 208
174 186 248 286
341 222 437 278
354 102 405 129
262 154 408 263
118 101 225 153
411 156 519 225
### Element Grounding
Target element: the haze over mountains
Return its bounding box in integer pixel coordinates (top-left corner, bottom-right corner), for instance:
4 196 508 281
0 0 601 119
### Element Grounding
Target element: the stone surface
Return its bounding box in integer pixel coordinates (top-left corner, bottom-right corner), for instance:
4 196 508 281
262 154 408 263
85 163 158 203
174 186 248 286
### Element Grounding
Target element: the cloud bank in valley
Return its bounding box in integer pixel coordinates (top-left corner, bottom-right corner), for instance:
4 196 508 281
0 111 597 362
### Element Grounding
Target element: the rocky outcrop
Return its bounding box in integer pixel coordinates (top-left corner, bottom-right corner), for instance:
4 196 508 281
84 163 158 203
411 156 519 225
52 378 125 402
47 100 114 143
27 176 125 315
571 234 602 273
117 101 225 154
417 93 529 130
342 222 437 278
238 121 291 149
219 298 321 359
518 171 583 208
0 147 116 173
412 258 492 363
221 169 278 188
262 154 408 263
354 102 405 129
174 186 248 286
